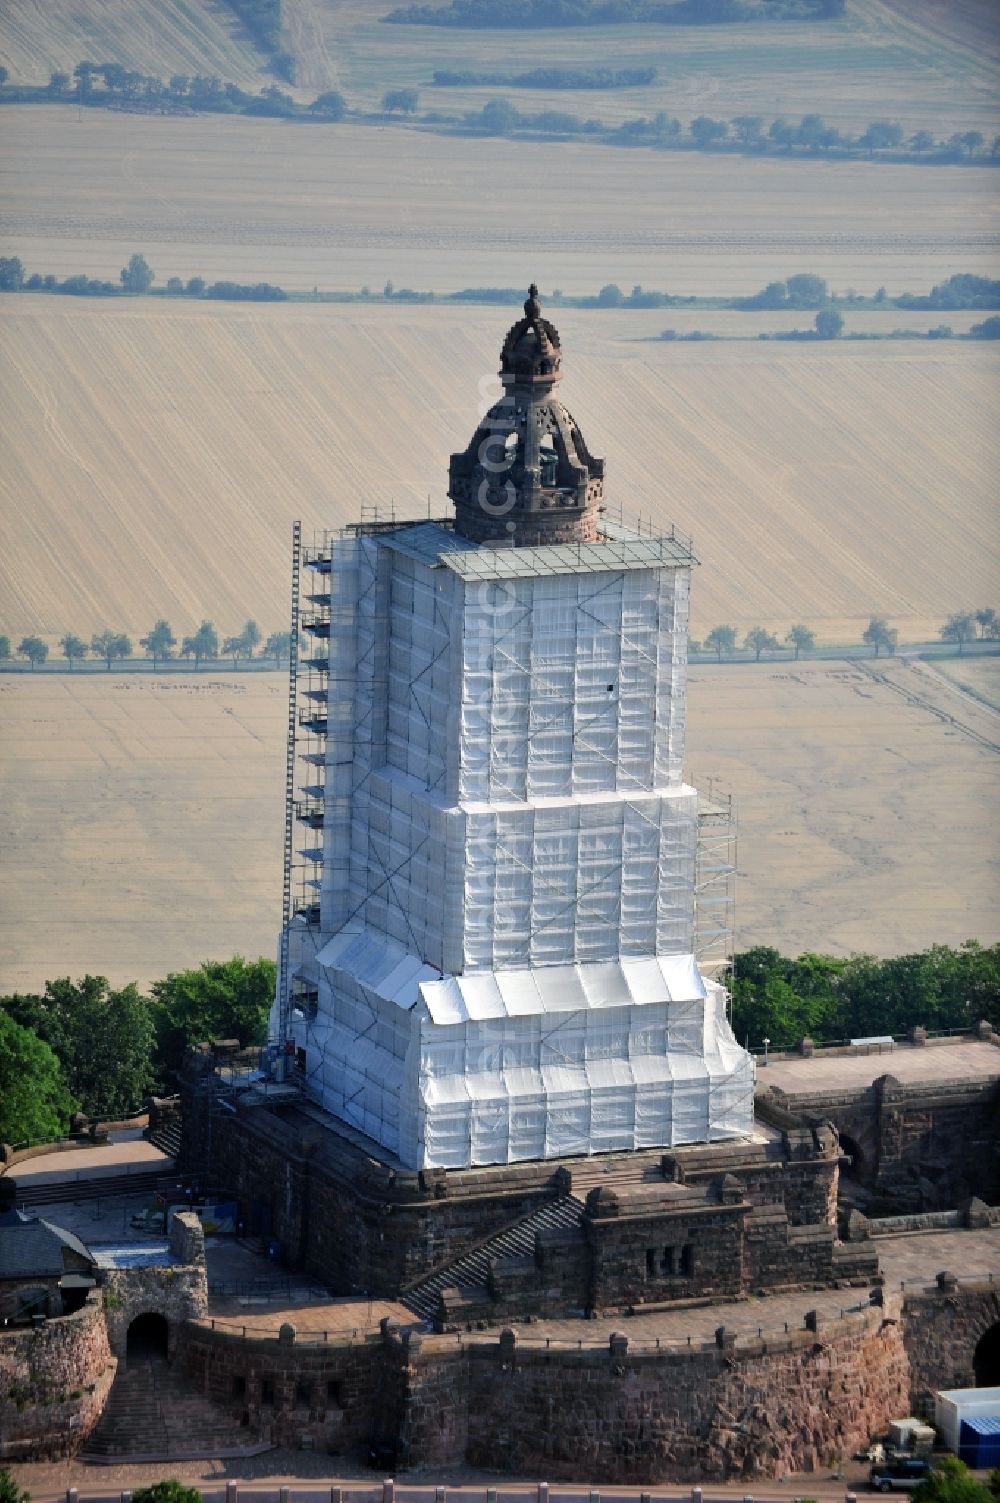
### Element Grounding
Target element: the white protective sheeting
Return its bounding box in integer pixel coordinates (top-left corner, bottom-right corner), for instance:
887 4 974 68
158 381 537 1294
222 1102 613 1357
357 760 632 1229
283 523 754 1167
289 922 753 1167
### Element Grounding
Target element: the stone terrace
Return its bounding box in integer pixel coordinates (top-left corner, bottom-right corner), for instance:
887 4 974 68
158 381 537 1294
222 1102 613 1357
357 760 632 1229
761 1038 1000 1095
194 1224 1000 1352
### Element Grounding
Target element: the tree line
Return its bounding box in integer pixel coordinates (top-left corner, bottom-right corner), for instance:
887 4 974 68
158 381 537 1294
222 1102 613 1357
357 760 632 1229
2 65 996 169
386 0 845 26
0 958 276 1143
694 609 999 661
0 254 285 303
1 622 293 671
728 940 999 1051
456 99 999 161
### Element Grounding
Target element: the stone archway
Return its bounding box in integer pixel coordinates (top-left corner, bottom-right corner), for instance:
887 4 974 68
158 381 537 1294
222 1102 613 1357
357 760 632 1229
126 1311 169 1361
974 1321 1000 1387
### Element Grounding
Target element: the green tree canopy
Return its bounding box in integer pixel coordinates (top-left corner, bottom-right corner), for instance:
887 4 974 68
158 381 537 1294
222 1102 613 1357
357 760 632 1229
785 273 828 307
744 626 780 660
140 619 177 666
860 119 903 155
12 977 156 1118
0 635 10 660
814 308 843 338
60 632 89 668
704 624 737 660
131 1482 203 1503
181 621 219 667
150 957 276 1080
974 607 997 638
0 256 25 291
0 1011 76 1143
785 624 816 658
480 98 519 134
862 615 897 656
383 87 419 113
690 115 727 147
309 90 346 119
913 1455 993 1503
120 253 154 294
17 635 48 669
264 630 292 663
91 630 132 668
939 611 976 653
728 941 999 1048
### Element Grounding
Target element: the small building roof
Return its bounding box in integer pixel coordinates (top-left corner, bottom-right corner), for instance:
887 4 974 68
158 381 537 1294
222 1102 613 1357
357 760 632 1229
0 1208 96 1280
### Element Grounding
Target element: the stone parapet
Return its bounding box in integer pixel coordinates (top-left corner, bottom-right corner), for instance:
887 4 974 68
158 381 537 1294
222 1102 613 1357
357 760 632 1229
0 1293 115 1460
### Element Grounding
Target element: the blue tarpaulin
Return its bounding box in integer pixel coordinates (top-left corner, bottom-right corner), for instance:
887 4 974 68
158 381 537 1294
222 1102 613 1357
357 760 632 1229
959 1415 1000 1469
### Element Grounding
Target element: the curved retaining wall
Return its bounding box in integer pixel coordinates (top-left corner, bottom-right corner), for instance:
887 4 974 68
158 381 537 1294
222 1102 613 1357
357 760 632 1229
178 1299 909 1482
0 1293 116 1460
902 1282 1000 1412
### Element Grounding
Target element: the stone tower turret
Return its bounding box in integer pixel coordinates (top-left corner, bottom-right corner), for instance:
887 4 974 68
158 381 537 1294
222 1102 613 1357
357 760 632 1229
449 285 605 545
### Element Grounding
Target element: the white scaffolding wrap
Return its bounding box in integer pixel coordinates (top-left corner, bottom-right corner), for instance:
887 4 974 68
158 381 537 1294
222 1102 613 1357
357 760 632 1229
292 926 753 1167
282 521 754 1167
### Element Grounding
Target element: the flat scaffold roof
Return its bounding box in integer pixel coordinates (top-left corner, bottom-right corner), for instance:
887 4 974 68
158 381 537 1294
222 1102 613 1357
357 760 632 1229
379 520 696 580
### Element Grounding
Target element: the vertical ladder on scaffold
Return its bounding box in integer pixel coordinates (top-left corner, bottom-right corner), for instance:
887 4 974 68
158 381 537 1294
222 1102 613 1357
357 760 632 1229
276 520 303 1064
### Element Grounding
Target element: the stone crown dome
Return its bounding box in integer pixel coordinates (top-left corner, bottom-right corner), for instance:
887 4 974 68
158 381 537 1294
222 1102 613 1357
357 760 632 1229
449 285 604 547
500 283 563 389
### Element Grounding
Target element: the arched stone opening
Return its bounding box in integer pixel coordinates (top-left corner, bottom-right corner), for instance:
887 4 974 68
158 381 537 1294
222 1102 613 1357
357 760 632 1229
974 1321 1000 1387
127 1311 169 1361
839 1133 866 1182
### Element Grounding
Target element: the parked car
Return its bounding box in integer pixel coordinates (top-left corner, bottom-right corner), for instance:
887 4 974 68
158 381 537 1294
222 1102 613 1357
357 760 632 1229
869 1458 933 1492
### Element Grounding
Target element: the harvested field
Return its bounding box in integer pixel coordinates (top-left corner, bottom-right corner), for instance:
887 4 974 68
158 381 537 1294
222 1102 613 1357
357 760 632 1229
1 296 996 647
0 0 266 88
282 0 1000 135
1 658 996 993
1 108 998 296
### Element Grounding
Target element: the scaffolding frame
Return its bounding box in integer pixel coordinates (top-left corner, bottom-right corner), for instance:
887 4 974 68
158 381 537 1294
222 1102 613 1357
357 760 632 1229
694 784 736 984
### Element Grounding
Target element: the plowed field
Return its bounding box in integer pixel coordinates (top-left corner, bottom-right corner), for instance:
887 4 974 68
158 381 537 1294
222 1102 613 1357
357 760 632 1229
1 296 996 647
0 0 265 88
2 658 996 992
282 0 1000 136
2 109 998 297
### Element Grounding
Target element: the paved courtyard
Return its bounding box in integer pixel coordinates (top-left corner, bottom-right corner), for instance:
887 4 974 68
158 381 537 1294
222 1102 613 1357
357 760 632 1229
762 1039 1000 1095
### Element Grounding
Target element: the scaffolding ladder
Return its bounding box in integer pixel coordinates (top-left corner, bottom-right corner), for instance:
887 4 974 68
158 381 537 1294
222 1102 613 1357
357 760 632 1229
276 521 303 1059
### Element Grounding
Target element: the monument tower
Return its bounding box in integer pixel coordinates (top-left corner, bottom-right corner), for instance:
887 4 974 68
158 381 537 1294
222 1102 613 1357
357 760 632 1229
274 289 753 1169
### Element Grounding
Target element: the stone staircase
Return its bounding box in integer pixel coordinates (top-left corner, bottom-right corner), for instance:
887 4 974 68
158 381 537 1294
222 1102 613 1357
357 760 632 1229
82 1356 269 1463
401 1194 585 1322
147 1115 182 1159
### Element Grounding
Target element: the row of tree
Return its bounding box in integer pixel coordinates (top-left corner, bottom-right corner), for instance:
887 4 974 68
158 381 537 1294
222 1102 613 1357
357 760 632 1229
0 958 276 1142
460 99 999 160
727 940 999 1050
0 254 286 303
695 611 999 660
385 0 845 25
3 64 996 167
3 939 996 1140
2 623 293 670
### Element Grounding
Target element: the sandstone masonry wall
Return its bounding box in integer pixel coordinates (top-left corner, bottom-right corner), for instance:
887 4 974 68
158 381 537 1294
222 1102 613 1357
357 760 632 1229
0 1294 115 1461
901 1283 1000 1413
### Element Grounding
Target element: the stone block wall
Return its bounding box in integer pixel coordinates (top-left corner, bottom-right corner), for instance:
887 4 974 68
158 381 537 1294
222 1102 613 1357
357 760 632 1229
397 1304 909 1482
901 1282 1000 1414
177 1321 384 1454
0 1293 115 1460
102 1211 207 1364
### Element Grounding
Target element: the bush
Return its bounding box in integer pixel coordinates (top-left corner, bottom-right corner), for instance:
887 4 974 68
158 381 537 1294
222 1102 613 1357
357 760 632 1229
132 1484 203 1503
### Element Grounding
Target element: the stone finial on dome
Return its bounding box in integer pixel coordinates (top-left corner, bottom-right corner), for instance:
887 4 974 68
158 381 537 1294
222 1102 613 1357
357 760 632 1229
448 286 604 547
500 284 563 391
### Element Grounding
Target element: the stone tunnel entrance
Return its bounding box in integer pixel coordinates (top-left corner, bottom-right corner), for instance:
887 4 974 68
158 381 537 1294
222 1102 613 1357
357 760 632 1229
974 1322 1000 1387
126 1311 169 1361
